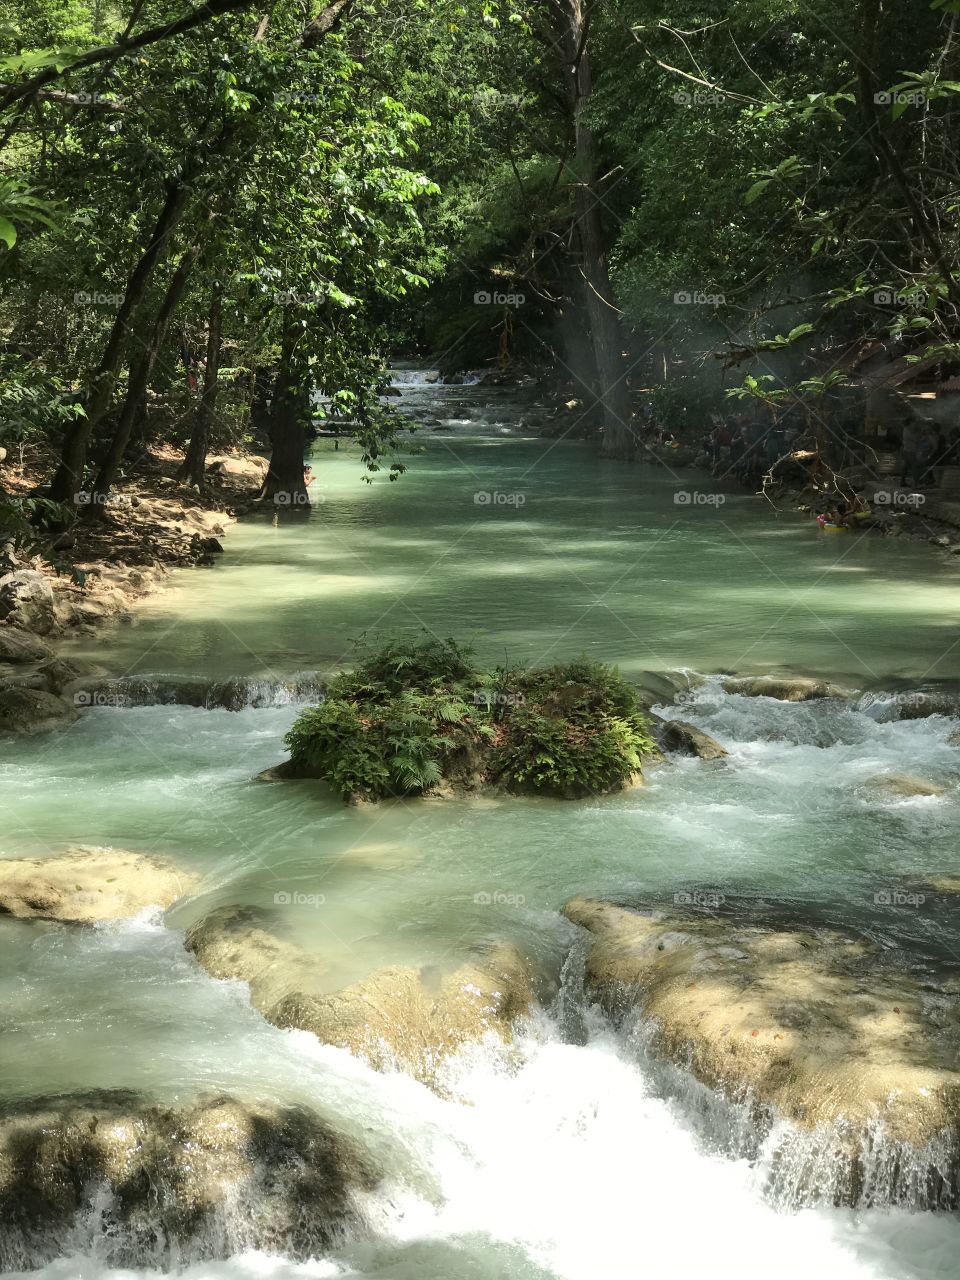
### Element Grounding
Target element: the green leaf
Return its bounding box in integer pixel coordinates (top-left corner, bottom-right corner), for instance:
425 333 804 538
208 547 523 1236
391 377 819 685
0 217 16 249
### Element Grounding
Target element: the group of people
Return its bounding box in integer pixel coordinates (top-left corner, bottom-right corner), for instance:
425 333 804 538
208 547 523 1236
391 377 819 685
815 492 872 531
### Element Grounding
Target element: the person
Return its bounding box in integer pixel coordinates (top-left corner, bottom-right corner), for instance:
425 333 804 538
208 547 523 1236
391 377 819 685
303 464 315 488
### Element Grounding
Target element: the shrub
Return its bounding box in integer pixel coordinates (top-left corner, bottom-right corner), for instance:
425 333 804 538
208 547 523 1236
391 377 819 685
284 639 654 802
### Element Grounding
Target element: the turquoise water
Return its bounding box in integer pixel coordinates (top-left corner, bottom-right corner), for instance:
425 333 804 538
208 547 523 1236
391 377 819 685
3 379 960 1279
64 407 960 686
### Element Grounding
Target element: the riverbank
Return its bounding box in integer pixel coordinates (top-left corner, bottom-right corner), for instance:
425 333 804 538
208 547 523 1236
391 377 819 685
1 443 268 635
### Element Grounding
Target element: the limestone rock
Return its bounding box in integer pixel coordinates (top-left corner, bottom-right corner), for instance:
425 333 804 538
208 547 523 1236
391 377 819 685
659 719 727 761
272 942 537 1088
0 687 78 735
0 570 55 636
563 897 960 1178
0 847 195 921
722 675 850 701
0 1091 378 1269
186 906 537 1091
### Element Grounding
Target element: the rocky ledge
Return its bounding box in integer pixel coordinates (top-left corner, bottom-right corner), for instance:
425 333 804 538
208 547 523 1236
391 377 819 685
0 1091 378 1270
564 897 960 1206
186 905 537 1091
0 848 195 922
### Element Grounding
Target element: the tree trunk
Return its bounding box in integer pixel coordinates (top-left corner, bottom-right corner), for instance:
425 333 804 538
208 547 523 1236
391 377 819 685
87 241 200 509
260 317 311 507
180 280 223 488
559 0 634 458
49 179 190 507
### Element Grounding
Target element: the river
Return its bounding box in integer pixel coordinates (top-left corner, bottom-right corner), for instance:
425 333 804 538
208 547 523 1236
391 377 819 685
2 371 959 1279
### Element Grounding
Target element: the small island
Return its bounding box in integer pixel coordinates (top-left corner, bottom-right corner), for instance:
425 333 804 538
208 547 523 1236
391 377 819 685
278 635 656 803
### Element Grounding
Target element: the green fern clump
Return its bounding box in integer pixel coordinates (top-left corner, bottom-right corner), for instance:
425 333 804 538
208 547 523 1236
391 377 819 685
284 639 654 803
489 659 656 797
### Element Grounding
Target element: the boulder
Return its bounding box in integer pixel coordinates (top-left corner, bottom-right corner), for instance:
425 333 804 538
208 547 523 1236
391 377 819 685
186 906 537 1091
0 847 195 921
722 675 850 701
892 691 960 720
563 897 960 1205
0 627 53 664
0 1091 378 1269
0 570 55 636
659 719 727 761
0 687 78 735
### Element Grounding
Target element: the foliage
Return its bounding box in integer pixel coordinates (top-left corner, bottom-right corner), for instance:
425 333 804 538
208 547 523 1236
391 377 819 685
285 638 654 802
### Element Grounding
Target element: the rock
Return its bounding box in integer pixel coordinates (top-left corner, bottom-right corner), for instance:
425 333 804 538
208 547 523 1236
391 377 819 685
0 628 52 664
0 570 56 636
272 943 537 1089
185 904 321 1011
0 687 78 735
927 876 960 893
34 656 86 695
563 897 960 1204
863 774 945 798
722 675 850 701
199 536 224 554
186 906 537 1091
659 719 727 761
0 847 195 921
0 1091 378 1268
892 691 960 720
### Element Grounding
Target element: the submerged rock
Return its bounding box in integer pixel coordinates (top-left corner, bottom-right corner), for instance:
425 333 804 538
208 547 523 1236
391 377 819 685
0 847 195 921
563 897 960 1204
862 773 945 798
0 1091 378 1270
659 719 728 761
0 687 78 735
185 904 323 1011
186 906 537 1091
722 675 850 701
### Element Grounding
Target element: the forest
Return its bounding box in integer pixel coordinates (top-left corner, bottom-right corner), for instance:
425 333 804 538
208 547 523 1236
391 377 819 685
3 6 960 1280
